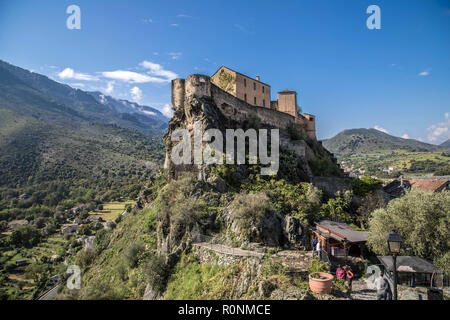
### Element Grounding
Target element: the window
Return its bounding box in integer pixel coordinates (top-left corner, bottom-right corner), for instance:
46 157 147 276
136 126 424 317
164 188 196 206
244 79 246 87
263 99 265 107
244 94 247 102
253 82 256 90
254 97 256 104
262 86 265 93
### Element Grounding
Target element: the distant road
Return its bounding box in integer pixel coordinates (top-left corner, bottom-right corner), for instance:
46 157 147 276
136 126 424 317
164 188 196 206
38 285 60 300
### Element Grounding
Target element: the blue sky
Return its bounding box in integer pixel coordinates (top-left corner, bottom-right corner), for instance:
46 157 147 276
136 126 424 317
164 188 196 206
1 0 449 143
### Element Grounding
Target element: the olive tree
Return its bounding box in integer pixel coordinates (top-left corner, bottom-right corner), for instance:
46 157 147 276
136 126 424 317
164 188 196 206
367 189 449 272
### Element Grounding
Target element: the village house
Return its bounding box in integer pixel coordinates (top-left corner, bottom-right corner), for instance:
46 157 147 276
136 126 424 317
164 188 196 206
71 204 85 214
61 223 78 234
383 176 450 200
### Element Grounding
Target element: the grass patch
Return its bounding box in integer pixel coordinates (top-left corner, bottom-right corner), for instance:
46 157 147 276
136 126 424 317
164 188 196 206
89 201 135 221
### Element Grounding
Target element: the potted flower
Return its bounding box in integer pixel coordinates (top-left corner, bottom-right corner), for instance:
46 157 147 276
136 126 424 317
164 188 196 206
307 257 334 294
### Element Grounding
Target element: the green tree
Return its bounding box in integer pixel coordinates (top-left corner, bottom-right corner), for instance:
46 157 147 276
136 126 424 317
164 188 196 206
367 189 449 272
10 225 41 248
350 176 383 197
356 191 386 229
319 191 353 223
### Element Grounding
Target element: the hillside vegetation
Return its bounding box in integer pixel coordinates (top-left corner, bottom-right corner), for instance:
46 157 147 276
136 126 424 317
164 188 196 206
323 129 449 177
0 61 165 299
323 128 444 156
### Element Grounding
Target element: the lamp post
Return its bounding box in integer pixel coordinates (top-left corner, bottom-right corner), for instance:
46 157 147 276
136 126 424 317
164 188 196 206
386 228 403 300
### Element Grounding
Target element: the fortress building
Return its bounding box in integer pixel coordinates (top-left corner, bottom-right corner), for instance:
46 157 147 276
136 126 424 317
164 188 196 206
165 68 340 181
210 66 316 140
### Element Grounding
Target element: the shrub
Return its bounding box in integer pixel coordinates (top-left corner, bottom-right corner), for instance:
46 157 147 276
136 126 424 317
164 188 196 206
229 191 273 234
76 248 96 270
77 224 91 236
286 122 305 140
9 225 41 248
156 173 206 234
367 189 449 265
309 157 340 177
142 253 169 294
307 257 329 274
94 229 110 255
261 257 288 277
350 176 383 197
124 241 146 268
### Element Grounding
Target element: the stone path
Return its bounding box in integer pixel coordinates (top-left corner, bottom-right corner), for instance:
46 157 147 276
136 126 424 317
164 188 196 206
350 279 377 300
192 242 265 258
272 250 313 273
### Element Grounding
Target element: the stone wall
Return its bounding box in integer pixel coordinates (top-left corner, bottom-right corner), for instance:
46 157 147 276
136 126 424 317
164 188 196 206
173 74 317 140
312 177 350 195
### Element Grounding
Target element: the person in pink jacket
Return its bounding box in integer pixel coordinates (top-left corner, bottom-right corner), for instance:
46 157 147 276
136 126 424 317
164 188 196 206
336 265 346 279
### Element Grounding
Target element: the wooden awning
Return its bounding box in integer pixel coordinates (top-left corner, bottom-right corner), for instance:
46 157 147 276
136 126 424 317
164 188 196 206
377 256 442 274
315 220 369 243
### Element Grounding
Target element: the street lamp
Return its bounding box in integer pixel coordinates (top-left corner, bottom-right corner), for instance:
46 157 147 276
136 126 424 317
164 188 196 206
386 228 403 300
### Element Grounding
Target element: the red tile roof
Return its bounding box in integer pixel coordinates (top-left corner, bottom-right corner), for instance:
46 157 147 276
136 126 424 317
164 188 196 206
408 179 449 193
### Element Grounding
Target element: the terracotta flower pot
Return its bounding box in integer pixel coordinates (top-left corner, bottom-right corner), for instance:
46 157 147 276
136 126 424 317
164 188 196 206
309 272 334 294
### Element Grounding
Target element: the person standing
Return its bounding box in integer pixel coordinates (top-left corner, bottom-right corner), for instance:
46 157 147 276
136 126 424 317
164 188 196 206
311 236 318 255
336 265 345 279
375 271 389 300
316 239 321 260
344 265 354 292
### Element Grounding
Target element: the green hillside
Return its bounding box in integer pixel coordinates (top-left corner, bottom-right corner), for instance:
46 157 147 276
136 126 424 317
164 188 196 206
441 139 450 148
323 128 443 157
0 60 167 136
323 129 449 177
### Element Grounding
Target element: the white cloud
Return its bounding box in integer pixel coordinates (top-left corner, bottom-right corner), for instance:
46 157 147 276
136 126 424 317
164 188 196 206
142 18 153 24
418 68 431 76
139 61 178 80
427 112 450 143
58 68 98 81
177 14 192 18
71 83 85 88
374 125 389 134
130 86 143 103
168 52 182 60
105 81 115 94
102 70 167 83
401 134 410 139
170 24 179 27
161 104 173 118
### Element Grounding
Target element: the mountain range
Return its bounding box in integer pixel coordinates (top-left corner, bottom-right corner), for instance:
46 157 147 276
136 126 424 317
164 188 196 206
0 60 166 187
440 139 450 148
322 128 447 157
0 60 168 136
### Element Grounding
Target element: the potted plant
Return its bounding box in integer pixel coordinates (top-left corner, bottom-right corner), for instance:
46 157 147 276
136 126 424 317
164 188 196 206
307 257 334 294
